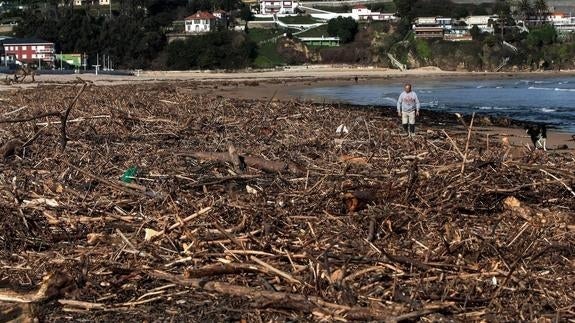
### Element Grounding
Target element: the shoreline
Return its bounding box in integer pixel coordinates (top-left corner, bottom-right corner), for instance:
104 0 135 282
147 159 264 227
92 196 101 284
1 68 573 149
3 66 575 87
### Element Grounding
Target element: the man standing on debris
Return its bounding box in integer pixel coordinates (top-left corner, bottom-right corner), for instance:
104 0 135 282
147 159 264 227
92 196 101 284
396 83 420 136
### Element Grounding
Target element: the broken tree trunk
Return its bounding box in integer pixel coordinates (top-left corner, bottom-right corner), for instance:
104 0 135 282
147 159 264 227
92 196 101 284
149 270 452 321
182 151 303 174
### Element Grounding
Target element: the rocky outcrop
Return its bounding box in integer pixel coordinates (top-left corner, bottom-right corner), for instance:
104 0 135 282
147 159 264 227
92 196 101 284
276 38 321 64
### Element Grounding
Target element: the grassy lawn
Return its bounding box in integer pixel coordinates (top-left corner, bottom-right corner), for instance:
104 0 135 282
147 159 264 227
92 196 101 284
253 42 285 68
278 15 322 24
247 28 284 43
310 6 350 13
296 25 329 37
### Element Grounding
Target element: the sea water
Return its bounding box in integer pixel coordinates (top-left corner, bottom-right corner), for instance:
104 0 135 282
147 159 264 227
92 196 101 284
293 77 575 132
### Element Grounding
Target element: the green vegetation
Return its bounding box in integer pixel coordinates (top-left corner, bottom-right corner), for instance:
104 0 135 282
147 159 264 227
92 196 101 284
253 42 286 68
296 25 329 37
247 28 282 43
414 38 431 61
11 0 251 69
166 31 257 70
253 17 275 21
327 17 358 43
278 15 322 24
311 6 351 14
367 3 397 12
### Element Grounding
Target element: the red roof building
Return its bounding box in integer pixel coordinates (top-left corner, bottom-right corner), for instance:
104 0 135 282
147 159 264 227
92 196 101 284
184 11 218 33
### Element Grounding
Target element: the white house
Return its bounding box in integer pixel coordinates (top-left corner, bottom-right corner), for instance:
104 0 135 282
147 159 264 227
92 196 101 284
351 5 396 21
549 12 575 32
260 0 299 15
415 17 438 25
73 0 110 5
184 11 217 34
464 15 498 33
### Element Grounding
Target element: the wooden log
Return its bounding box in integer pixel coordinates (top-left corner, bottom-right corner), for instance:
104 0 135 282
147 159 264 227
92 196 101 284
149 270 451 321
184 263 262 278
0 272 74 303
182 151 303 174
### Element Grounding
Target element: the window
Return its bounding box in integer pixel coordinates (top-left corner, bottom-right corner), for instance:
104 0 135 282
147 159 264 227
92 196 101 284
38 45 45 50
22 46 27 50
194 19 200 24
32 46 36 50
22 54 27 59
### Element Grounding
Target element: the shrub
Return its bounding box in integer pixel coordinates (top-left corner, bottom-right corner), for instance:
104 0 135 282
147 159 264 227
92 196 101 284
166 31 257 70
327 17 358 43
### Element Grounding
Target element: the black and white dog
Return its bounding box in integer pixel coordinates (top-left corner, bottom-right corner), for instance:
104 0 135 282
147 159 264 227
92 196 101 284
525 125 547 151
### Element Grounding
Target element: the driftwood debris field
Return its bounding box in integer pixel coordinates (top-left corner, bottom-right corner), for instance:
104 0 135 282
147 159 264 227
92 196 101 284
0 82 574 322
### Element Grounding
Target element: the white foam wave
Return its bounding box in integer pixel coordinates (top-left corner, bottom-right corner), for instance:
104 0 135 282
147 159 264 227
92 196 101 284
541 108 556 113
554 88 575 92
528 86 553 91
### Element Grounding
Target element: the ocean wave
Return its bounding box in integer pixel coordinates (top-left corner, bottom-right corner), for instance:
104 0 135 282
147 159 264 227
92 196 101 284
478 106 494 110
541 108 556 113
496 86 503 89
554 88 575 92
528 86 554 91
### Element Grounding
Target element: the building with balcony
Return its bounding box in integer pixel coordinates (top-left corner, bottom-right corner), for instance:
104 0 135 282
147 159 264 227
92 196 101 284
414 26 444 39
1 38 55 67
260 0 298 15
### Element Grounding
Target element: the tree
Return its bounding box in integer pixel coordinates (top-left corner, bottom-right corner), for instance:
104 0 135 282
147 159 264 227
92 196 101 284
327 17 358 43
166 31 257 70
517 0 532 21
493 0 514 37
534 0 548 23
470 25 482 41
239 5 253 27
526 24 557 48
393 0 417 22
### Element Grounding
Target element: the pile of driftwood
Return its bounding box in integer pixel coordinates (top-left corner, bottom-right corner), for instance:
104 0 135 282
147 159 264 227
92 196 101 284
0 82 573 322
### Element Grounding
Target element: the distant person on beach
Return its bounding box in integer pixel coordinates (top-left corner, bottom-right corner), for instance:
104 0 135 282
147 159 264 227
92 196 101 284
396 83 420 136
